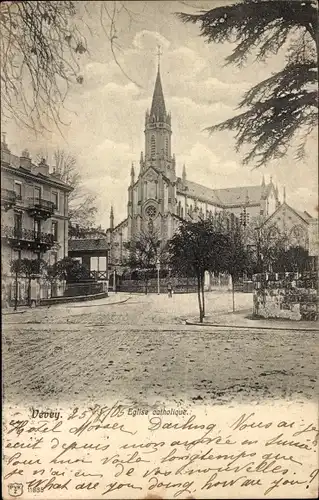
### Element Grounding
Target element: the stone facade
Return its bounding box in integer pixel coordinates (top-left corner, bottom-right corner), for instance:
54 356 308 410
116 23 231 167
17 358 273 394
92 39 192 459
253 272 318 321
107 65 280 271
259 201 318 255
1 137 73 306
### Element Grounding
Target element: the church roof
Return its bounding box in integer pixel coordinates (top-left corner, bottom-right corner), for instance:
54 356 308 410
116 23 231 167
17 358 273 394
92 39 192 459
180 180 222 206
150 67 166 120
178 180 271 208
214 185 265 207
293 208 313 222
260 202 314 228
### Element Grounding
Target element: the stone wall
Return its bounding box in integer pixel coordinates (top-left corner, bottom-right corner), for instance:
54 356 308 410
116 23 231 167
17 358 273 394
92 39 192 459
253 271 318 321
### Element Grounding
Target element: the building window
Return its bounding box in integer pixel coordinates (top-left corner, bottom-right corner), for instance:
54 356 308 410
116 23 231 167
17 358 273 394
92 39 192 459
98 256 107 272
52 191 58 209
14 182 22 200
14 212 22 237
151 135 156 157
165 137 169 156
34 219 41 236
181 207 184 218
34 186 41 202
52 221 58 241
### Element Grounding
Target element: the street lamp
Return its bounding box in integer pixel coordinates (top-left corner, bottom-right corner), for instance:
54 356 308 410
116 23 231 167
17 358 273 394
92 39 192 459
113 267 117 293
156 258 160 295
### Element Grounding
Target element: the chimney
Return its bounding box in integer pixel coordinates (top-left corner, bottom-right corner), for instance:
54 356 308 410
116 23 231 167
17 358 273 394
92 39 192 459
20 149 32 171
1 132 11 164
37 157 49 176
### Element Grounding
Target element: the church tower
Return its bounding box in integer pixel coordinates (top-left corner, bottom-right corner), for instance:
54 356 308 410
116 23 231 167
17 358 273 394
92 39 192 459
143 52 174 179
127 49 177 242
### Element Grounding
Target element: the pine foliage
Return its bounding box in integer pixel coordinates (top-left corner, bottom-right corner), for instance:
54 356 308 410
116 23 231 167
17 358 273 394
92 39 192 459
177 0 318 167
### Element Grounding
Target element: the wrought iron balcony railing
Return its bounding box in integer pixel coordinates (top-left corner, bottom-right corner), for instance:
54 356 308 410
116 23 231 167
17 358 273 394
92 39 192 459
2 225 54 246
28 197 55 212
27 197 55 220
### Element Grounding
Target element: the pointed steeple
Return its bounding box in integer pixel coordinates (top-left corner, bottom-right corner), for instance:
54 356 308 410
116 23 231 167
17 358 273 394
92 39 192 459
182 164 186 183
150 65 166 121
130 162 135 184
110 205 114 231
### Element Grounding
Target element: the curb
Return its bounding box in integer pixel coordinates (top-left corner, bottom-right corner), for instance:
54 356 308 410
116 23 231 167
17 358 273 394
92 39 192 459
69 297 131 308
185 320 318 332
2 310 28 316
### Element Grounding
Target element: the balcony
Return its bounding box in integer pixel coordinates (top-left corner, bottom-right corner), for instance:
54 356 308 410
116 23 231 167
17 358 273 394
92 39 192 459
27 197 55 219
2 226 54 252
1 189 17 211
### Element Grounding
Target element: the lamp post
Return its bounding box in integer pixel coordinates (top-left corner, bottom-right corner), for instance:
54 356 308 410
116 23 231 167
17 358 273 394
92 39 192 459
156 258 160 295
113 268 117 293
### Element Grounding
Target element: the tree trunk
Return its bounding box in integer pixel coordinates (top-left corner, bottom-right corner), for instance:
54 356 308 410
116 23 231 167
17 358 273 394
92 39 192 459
201 273 205 318
197 275 203 323
232 277 235 313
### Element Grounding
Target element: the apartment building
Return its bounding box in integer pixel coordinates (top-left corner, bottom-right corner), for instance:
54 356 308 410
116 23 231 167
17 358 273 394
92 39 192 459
1 135 73 306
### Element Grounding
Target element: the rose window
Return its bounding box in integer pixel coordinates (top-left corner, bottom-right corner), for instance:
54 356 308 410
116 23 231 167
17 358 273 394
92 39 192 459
145 205 156 219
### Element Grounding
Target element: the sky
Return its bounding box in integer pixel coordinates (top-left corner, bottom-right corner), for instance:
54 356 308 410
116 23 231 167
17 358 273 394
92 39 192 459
4 0 318 228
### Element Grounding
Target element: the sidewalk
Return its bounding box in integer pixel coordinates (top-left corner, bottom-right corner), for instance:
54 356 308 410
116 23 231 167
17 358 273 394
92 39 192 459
186 308 318 331
2 293 131 315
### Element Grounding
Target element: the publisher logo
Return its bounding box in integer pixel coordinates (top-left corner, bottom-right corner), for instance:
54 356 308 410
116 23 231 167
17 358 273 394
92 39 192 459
8 483 23 497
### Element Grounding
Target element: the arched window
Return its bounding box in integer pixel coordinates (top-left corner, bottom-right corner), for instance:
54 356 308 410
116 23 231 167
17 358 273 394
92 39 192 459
151 135 156 157
165 137 169 156
181 207 184 218
290 225 307 247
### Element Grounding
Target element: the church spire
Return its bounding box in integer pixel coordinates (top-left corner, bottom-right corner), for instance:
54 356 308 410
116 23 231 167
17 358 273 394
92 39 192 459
110 205 114 231
130 162 135 185
150 49 166 121
182 164 186 183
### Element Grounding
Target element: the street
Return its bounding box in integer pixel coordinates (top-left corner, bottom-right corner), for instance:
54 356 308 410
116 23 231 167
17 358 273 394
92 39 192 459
3 292 318 406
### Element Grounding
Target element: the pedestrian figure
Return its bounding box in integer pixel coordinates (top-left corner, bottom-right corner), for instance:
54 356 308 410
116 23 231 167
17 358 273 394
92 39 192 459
167 281 173 298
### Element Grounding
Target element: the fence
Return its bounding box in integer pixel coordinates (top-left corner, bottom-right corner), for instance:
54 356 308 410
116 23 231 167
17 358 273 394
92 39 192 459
63 281 106 297
253 271 318 321
2 277 108 308
118 277 198 294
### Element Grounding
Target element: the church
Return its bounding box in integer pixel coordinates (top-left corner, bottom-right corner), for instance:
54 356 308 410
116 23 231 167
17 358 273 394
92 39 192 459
106 62 281 271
